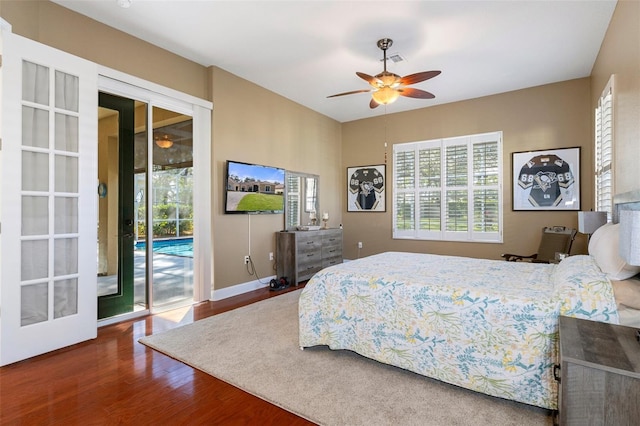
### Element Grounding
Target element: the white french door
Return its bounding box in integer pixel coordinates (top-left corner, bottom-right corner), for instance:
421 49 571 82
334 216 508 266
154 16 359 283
0 30 98 365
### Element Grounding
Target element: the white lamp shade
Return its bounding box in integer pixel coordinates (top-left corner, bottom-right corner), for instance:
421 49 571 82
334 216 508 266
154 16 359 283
619 210 640 266
578 211 607 234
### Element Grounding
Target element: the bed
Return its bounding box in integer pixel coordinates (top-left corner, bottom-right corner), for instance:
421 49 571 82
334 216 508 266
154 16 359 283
299 252 620 409
299 191 640 410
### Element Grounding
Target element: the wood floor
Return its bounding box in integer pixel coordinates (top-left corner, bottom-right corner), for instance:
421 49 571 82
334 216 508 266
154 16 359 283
0 285 314 425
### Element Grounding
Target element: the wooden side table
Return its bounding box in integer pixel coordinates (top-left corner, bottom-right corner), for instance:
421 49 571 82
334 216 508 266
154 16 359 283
558 316 640 425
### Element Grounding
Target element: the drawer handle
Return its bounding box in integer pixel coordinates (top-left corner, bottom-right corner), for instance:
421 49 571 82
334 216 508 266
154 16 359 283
553 364 561 383
307 253 315 257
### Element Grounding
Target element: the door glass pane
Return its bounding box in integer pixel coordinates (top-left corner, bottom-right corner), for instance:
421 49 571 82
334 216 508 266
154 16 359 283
54 70 79 112
54 238 78 276
55 113 79 152
22 61 49 104
22 151 49 191
22 196 49 235
54 278 78 318
21 240 48 281
133 114 148 308
151 106 194 309
97 107 120 297
54 197 78 234
21 283 48 326
55 155 78 193
22 106 49 148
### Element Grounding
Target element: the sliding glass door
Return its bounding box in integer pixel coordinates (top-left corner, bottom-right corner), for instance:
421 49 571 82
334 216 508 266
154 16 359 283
97 97 195 319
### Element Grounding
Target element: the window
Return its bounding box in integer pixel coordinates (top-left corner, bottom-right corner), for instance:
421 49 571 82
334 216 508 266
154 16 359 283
393 131 502 242
285 174 300 230
595 76 614 217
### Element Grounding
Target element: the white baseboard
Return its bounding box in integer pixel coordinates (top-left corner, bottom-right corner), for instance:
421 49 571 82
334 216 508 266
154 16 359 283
210 275 275 301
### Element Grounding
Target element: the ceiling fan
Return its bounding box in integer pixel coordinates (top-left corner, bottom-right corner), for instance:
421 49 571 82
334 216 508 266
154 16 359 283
327 38 441 109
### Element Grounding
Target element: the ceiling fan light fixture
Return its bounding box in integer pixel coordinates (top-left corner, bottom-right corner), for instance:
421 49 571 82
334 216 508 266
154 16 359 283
372 87 400 105
155 135 173 149
375 73 401 89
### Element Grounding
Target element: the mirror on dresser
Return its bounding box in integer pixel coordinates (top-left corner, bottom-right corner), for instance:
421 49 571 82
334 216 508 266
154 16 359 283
284 171 319 230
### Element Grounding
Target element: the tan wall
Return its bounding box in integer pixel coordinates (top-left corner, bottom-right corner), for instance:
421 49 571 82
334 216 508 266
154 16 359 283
210 67 342 289
0 0 209 100
1 1 342 292
341 78 593 260
590 0 640 196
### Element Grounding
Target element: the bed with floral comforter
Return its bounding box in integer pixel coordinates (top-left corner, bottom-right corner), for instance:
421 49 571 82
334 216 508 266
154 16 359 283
298 252 619 410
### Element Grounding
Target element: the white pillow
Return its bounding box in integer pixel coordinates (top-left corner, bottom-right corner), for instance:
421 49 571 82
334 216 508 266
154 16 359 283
589 223 640 280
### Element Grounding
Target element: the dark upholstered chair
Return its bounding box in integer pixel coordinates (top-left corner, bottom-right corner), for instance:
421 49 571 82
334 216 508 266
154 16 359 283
501 226 577 263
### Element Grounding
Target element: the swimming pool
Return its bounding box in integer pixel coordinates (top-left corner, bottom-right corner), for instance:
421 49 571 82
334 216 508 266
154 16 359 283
135 238 193 257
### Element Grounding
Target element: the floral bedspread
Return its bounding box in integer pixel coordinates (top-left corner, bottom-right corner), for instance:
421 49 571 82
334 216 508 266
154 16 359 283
298 252 619 409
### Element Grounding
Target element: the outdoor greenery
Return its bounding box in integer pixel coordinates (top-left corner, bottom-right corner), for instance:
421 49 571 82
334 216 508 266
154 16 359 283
135 167 193 239
236 193 284 211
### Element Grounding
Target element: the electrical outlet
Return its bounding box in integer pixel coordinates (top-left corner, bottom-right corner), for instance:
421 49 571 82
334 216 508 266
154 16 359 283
244 255 250 264
269 252 274 261
358 242 363 249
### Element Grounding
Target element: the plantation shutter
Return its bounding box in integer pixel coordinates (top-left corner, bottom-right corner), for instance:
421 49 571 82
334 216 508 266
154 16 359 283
393 132 502 242
595 77 613 217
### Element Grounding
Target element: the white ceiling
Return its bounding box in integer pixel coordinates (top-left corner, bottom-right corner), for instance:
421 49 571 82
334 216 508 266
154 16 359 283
52 0 617 123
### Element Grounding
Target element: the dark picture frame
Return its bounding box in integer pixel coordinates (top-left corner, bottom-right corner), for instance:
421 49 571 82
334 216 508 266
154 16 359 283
347 164 386 212
512 147 581 211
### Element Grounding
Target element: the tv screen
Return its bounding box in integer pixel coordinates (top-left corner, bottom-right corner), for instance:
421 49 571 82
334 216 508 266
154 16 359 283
225 160 285 214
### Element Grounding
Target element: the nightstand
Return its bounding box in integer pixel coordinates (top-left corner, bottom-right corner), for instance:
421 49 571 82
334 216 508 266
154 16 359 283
558 316 640 425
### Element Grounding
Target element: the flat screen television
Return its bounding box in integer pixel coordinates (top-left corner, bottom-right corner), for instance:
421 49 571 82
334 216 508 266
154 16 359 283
225 160 285 214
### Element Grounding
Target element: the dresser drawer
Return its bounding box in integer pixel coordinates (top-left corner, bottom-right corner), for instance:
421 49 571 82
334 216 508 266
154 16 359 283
298 263 323 281
322 245 341 259
322 230 342 246
297 234 322 254
298 249 322 269
322 255 342 268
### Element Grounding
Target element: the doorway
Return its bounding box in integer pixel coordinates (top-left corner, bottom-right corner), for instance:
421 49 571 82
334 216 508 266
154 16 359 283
97 95 195 320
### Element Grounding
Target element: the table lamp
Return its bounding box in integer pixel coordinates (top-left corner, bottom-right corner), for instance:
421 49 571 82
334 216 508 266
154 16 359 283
577 211 607 240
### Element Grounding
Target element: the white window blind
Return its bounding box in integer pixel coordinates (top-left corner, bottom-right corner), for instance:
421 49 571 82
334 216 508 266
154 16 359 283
286 174 300 230
393 131 502 242
595 76 614 217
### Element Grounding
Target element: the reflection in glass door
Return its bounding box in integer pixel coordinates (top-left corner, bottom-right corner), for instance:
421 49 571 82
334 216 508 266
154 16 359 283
96 93 141 319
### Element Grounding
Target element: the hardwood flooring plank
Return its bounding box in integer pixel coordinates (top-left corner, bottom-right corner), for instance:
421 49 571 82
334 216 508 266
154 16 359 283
0 285 313 425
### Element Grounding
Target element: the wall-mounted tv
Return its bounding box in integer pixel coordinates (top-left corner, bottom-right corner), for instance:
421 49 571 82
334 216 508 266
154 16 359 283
225 160 285 214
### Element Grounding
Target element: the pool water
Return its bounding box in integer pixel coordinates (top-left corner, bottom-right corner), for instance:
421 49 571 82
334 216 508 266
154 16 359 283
135 238 193 257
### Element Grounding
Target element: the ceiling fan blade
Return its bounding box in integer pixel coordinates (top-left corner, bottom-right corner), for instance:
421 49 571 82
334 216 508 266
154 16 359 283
356 72 380 85
327 89 373 98
369 98 380 109
399 70 441 86
398 88 435 99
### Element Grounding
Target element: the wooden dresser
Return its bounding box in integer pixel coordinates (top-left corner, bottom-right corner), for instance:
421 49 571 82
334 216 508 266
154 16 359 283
275 229 343 285
558 315 640 425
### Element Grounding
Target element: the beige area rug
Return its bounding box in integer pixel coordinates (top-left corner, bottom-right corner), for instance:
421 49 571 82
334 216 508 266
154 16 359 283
139 290 553 426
